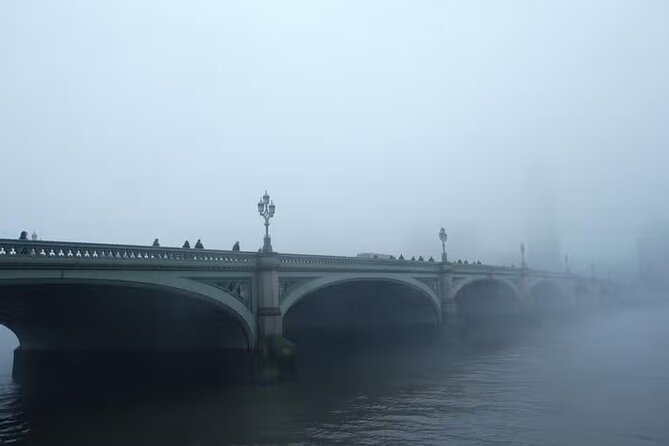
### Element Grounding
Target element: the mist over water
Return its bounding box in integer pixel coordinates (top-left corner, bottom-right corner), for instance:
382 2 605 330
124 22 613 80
0 301 665 445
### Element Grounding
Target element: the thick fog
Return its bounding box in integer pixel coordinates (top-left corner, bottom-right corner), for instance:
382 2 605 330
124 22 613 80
1 1 667 278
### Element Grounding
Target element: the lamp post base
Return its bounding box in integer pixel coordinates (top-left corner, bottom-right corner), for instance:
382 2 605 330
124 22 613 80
262 236 273 253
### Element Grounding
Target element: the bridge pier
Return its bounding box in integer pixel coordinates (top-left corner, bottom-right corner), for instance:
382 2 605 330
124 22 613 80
439 264 458 327
518 271 536 315
256 253 282 338
255 253 295 381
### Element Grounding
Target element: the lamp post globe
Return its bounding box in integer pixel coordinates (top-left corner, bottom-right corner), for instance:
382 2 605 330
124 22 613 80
438 227 448 263
258 191 276 253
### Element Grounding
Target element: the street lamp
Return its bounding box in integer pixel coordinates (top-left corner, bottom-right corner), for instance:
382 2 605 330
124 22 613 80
438 227 448 263
257 190 276 253
520 242 527 269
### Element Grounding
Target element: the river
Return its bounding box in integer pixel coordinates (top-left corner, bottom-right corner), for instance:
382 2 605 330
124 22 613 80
0 303 667 445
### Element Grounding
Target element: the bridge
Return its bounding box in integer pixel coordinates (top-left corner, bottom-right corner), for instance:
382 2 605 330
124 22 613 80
0 237 606 362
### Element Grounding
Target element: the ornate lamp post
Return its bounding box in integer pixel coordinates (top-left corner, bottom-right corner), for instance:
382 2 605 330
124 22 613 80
257 190 276 253
439 227 448 263
520 242 527 269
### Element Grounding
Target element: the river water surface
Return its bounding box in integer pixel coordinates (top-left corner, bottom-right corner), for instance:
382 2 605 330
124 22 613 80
0 303 667 445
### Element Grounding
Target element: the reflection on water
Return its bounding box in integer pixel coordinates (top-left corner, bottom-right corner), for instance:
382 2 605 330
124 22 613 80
0 303 668 445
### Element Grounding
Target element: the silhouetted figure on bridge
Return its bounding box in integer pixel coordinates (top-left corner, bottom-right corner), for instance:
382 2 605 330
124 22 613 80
195 239 204 249
19 231 28 240
152 238 160 247
232 241 240 251
429 257 434 262
411 256 416 261
398 254 404 260
418 256 424 261
182 240 191 249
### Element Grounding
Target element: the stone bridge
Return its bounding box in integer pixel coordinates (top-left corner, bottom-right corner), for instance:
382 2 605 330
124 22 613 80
0 239 606 356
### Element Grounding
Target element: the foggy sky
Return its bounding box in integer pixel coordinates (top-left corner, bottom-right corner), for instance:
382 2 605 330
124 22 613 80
1 1 668 277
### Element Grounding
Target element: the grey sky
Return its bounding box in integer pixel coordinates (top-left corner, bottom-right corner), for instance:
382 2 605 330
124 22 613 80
1 1 667 276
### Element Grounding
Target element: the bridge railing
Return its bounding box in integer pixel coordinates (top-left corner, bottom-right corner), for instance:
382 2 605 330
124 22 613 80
277 253 440 268
0 239 257 266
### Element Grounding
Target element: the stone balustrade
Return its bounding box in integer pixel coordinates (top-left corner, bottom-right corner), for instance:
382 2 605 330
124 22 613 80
0 239 256 265
278 253 412 267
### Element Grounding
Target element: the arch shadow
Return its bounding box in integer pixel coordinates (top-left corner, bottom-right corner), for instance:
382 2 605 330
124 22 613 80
282 276 441 344
0 279 254 352
453 278 522 324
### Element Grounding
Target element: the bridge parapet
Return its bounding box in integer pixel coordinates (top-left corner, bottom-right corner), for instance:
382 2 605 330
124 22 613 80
278 253 442 272
0 239 257 268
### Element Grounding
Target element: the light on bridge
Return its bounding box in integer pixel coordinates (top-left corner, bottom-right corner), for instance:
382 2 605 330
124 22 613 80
258 190 276 253
439 227 448 263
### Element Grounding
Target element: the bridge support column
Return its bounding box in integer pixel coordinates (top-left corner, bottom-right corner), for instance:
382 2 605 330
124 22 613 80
255 253 295 381
439 264 457 327
256 253 282 338
518 271 535 315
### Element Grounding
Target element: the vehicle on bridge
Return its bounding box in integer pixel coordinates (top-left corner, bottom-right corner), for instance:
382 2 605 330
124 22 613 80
356 252 393 259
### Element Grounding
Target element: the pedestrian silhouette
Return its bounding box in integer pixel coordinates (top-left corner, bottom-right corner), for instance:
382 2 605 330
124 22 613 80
19 231 28 240
152 238 160 247
195 239 204 249
399 254 404 260
232 241 240 251
182 240 191 249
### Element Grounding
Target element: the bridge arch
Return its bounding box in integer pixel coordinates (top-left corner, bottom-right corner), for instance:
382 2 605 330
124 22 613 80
452 277 522 324
280 274 441 341
0 270 256 352
452 276 521 301
280 274 441 317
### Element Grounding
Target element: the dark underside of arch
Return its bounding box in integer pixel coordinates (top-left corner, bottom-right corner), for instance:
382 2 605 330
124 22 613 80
283 280 439 344
0 282 251 353
454 280 521 326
